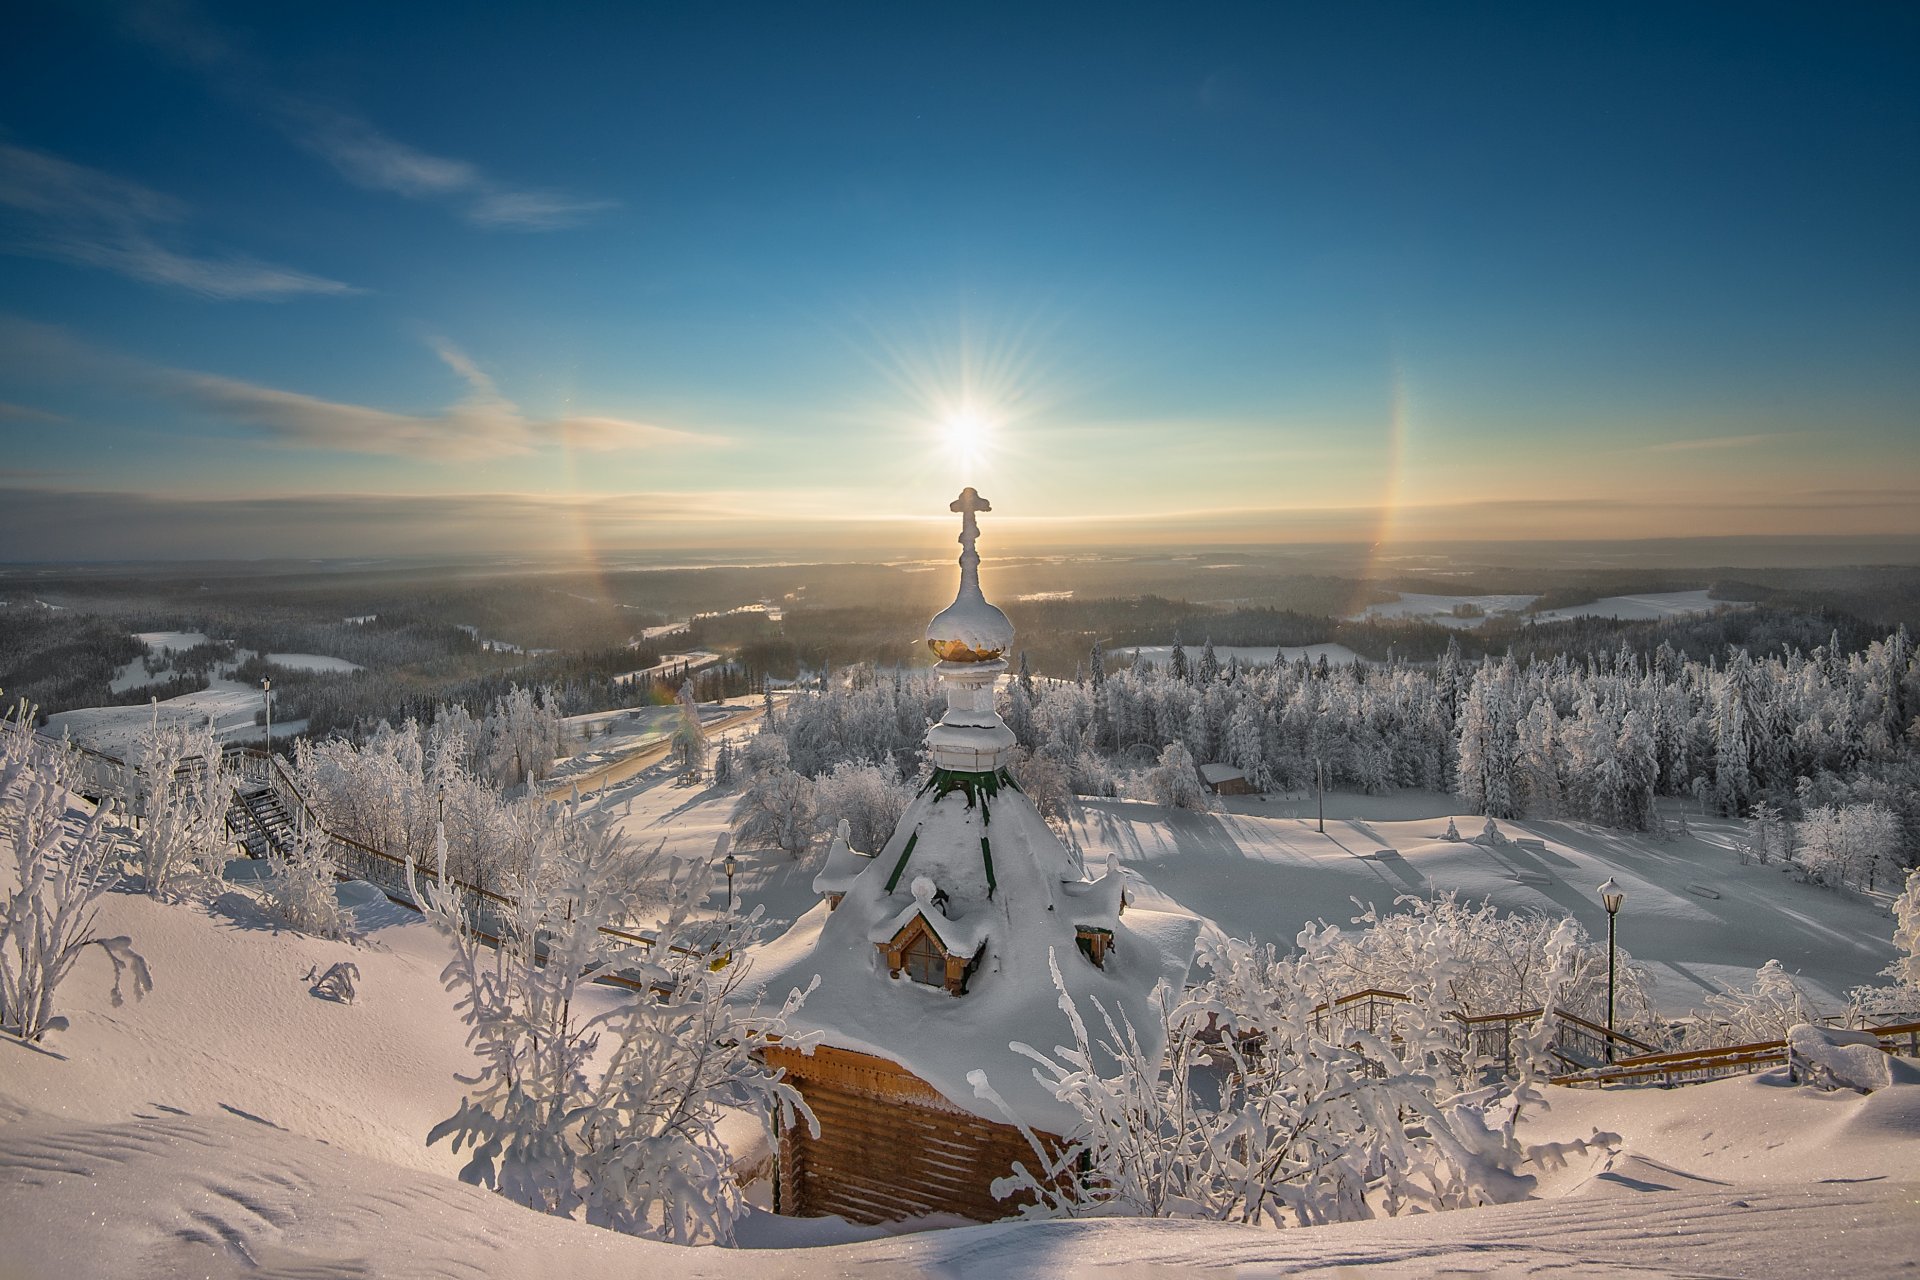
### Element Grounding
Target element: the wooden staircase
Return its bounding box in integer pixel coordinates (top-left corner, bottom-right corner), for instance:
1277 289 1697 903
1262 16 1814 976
228 784 295 859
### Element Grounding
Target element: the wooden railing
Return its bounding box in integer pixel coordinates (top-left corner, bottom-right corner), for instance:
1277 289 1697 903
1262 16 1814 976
11 720 709 986
1551 1020 1920 1088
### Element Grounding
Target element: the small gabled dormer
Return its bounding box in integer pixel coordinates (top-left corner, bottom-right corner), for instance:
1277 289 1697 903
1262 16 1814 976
871 875 988 997
875 913 979 995
1075 925 1113 968
813 818 871 912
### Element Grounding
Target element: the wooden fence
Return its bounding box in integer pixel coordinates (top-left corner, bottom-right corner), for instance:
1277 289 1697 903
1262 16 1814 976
12 722 704 989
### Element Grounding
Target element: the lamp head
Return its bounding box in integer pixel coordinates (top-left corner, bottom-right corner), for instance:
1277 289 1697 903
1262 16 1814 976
1598 877 1625 915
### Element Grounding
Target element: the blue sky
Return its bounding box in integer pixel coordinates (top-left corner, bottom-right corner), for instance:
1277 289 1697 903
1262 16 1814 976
1 1 1916 558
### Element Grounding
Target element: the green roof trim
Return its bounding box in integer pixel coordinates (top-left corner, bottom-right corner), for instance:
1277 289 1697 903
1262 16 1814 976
885 828 921 893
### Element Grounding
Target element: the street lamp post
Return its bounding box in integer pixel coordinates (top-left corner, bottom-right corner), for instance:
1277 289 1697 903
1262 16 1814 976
1598 877 1625 1062
261 677 272 753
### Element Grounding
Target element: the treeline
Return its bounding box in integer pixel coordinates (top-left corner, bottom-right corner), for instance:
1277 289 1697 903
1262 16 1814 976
763 627 1920 880
0 611 141 718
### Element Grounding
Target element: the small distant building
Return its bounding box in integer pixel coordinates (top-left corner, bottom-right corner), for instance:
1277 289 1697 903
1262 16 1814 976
748 488 1199 1224
1199 762 1253 795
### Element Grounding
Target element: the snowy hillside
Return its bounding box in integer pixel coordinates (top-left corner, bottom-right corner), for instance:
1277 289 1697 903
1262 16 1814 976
1 843 1914 1278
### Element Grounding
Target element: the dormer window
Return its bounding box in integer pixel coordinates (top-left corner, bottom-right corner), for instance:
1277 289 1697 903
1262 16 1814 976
876 913 980 996
1075 926 1113 968
902 931 946 985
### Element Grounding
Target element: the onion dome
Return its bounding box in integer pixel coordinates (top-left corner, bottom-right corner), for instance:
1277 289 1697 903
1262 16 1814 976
925 487 1014 663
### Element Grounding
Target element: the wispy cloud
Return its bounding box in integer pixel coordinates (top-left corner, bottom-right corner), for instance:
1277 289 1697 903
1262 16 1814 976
0 143 356 299
0 400 66 424
125 2 614 231
0 318 719 462
1646 432 1803 453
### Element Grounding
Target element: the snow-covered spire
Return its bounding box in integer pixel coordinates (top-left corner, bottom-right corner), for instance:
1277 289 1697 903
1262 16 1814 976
924 489 1016 771
925 488 1014 664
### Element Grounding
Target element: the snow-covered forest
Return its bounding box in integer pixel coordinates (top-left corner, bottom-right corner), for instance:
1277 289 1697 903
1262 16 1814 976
755 630 1920 883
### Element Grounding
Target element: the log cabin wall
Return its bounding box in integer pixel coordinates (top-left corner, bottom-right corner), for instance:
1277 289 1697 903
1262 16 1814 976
764 1043 1058 1224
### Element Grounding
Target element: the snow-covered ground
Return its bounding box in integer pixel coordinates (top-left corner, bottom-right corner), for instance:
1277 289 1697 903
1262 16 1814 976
1356 592 1539 628
133 630 209 653
1 793 1914 1278
1530 589 1730 623
262 652 362 673
577 764 1895 1018
1121 642 1364 668
44 677 271 758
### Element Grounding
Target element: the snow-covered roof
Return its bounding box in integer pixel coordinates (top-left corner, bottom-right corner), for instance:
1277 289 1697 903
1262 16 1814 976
810 819 870 897
1199 763 1245 784
742 776 1200 1135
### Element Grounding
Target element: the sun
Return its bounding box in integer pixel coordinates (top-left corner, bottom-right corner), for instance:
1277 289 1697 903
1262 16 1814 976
945 407 992 478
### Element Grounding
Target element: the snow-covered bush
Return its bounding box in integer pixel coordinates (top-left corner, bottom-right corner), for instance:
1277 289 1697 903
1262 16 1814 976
982 933 1611 1227
0 707 151 1042
810 760 911 854
266 828 351 939
415 822 814 1245
1319 894 1659 1040
1144 741 1208 811
1700 960 1819 1045
129 712 235 901
306 960 360 1004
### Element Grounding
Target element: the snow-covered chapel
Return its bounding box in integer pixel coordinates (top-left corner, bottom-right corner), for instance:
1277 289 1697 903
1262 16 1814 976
749 488 1200 1223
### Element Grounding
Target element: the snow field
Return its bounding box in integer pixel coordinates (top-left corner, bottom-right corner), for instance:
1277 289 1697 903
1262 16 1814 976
1 776 1914 1277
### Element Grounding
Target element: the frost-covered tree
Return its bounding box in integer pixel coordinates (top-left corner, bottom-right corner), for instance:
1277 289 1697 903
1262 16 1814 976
1145 741 1207 811
0 706 151 1042
415 829 814 1245
731 732 815 857
129 712 235 901
811 760 910 854
265 827 350 939
1009 746 1072 825
670 681 708 782
485 684 562 789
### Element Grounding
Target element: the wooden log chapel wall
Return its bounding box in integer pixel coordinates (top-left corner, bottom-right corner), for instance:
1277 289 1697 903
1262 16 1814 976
765 1044 1055 1224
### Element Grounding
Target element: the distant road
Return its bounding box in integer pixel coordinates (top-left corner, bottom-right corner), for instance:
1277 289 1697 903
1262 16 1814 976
542 705 764 800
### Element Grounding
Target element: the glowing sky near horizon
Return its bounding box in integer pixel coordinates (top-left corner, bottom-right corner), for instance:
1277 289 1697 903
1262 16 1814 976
0 2 1916 559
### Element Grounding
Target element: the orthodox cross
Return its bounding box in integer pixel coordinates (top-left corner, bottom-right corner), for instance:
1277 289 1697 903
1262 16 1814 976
951 487 991 584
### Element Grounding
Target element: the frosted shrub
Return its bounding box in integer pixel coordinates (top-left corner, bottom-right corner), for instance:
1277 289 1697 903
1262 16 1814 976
1701 960 1818 1045
266 828 350 939
1325 894 1658 1039
130 713 234 901
0 708 151 1042
983 933 1610 1227
416 825 814 1245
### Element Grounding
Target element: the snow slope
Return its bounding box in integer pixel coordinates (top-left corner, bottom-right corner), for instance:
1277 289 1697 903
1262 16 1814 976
1 780 1915 1277
1530 589 1730 622
1 866 1914 1277
576 765 1895 1018
1068 794 1896 1012
1356 592 1538 628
